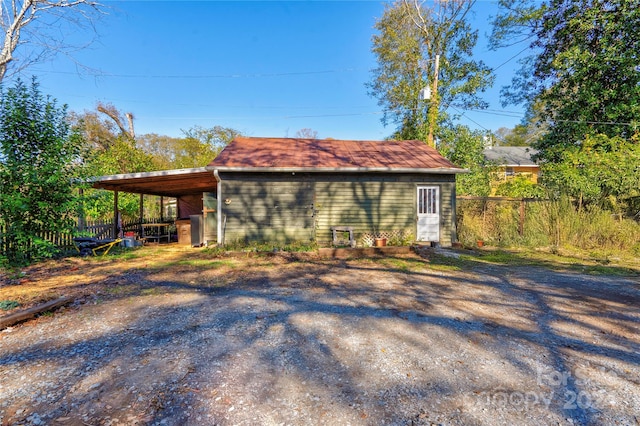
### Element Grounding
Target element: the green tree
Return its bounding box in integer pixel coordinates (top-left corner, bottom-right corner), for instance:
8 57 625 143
493 104 546 147
88 137 155 176
138 125 242 170
71 104 154 221
136 133 181 170
491 0 640 161
181 125 241 159
367 0 493 144
495 175 544 198
0 78 84 264
71 103 154 176
494 125 530 146
541 134 640 212
438 124 493 196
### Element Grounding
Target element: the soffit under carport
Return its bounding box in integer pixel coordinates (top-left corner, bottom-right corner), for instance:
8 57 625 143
91 167 217 197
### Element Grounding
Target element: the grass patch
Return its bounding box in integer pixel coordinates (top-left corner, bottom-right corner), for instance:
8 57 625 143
0 300 20 310
380 257 426 273
77 247 146 264
460 250 547 267
140 287 165 296
1 269 27 280
108 247 146 260
161 258 238 270
221 240 318 253
428 248 640 276
105 285 140 296
426 255 464 272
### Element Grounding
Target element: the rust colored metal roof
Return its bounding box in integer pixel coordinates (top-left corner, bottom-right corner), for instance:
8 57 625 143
208 137 463 172
92 167 216 197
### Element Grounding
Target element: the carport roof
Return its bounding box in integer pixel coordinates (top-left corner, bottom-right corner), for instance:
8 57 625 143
91 167 217 197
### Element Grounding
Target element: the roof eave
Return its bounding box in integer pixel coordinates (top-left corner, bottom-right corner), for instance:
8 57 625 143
91 167 210 183
206 166 468 174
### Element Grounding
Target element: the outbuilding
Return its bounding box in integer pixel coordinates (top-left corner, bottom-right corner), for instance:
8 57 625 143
92 137 466 247
207 137 465 247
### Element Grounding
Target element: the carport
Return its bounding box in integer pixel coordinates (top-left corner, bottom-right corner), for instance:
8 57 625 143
90 167 218 244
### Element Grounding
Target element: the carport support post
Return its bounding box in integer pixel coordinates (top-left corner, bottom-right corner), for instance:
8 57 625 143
139 193 144 235
113 190 119 239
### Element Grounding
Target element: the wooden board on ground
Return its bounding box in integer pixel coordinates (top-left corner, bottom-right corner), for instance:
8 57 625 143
0 296 73 329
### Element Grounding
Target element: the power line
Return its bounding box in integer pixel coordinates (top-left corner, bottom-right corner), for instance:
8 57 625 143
449 106 492 133
139 111 384 121
32 67 363 79
133 107 637 127
59 95 376 111
460 108 524 118
490 46 531 72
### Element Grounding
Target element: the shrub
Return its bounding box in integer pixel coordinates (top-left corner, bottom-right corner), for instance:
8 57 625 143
457 196 640 254
0 78 85 265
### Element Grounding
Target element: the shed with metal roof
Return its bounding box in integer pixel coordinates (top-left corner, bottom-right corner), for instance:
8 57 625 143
206 137 466 247
92 137 466 247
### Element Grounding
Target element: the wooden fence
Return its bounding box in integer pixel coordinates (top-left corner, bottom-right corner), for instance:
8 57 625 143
456 196 547 237
0 217 173 254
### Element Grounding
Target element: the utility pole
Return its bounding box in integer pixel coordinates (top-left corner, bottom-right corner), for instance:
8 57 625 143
419 54 440 148
427 54 440 147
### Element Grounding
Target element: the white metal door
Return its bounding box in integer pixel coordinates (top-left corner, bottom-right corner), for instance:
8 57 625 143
417 186 440 242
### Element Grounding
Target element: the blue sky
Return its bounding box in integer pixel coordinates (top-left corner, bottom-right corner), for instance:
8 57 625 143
18 1 528 140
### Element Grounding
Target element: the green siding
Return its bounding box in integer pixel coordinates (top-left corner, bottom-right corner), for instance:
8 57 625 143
219 175 314 243
313 174 456 247
217 172 457 247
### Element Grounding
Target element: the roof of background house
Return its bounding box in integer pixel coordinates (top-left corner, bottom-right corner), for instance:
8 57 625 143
483 146 539 167
208 137 465 173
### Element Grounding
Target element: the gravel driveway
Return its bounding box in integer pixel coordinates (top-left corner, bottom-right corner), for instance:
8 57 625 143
0 250 639 425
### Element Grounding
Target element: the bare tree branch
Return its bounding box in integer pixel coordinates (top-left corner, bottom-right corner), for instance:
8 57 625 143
294 128 318 139
403 0 476 55
125 112 135 139
97 102 135 140
0 0 105 81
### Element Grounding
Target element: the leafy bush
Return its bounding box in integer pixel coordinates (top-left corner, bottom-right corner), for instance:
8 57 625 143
439 125 494 196
495 176 545 198
0 78 85 265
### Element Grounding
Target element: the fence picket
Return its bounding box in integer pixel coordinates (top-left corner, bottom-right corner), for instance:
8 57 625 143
0 216 176 256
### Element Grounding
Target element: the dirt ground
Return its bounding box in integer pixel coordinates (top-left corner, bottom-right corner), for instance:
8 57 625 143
0 246 639 426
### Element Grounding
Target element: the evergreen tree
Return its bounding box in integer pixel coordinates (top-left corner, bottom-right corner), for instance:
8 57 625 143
0 78 84 265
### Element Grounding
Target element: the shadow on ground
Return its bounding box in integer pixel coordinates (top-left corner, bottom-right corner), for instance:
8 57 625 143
0 247 638 425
